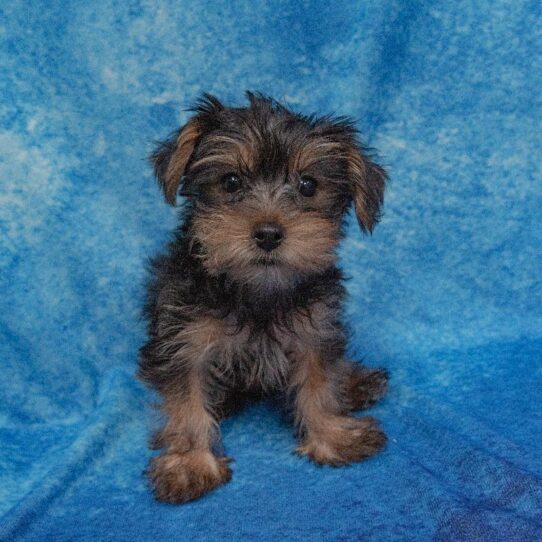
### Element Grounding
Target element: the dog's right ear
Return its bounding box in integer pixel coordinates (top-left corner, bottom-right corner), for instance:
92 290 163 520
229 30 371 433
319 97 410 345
150 93 224 204
149 118 202 205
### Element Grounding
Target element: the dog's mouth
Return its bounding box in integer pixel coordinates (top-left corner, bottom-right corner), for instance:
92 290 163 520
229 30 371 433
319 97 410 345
252 253 281 267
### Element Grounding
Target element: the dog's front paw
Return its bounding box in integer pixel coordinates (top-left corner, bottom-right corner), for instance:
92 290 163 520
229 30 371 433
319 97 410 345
148 450 232 504
297 416 386 466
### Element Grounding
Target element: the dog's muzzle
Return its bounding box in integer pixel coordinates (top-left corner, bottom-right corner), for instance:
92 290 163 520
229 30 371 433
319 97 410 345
252 222 284 252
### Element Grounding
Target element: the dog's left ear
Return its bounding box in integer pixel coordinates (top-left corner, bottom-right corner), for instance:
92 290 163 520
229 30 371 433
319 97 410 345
345 146 387 234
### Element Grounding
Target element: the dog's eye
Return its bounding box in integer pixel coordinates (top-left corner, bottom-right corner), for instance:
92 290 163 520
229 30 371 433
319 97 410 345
298 175 317 197
221 173 242 193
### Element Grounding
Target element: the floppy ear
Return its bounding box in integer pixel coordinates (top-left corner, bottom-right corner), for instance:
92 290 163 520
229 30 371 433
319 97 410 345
149 117 202 205
346 146 387 234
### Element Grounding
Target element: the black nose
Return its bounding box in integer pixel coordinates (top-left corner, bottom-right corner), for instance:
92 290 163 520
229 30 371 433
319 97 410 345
253 222 284 252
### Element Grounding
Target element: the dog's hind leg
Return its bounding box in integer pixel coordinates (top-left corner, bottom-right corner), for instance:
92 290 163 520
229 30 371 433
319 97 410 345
291 350 387 466
340 360 389 411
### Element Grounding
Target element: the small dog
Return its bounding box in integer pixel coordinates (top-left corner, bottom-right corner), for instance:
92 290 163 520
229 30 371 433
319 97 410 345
139 92 389 503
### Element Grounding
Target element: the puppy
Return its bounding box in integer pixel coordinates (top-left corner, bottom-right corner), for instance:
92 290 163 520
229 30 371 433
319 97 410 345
139 92 388 503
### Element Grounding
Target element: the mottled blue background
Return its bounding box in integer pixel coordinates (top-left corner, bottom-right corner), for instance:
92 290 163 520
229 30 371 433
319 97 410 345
1 1 541 540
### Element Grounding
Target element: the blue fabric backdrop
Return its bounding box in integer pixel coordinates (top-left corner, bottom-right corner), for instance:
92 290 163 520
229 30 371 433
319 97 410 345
1 1 541 540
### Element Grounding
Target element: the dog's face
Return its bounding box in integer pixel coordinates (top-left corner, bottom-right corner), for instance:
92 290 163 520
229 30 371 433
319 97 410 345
151 93 386 288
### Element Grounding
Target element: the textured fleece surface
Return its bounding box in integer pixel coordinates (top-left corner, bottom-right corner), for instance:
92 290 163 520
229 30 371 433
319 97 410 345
1 1 541 540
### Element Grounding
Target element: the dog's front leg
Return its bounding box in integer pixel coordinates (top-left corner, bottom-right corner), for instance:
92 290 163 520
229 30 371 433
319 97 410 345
291 350 387 466
145 323 232 503
148 384 231 504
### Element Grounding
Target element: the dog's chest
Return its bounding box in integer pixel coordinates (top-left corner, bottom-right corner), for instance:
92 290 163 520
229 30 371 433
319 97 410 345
175 301 330 390
207 317 296 391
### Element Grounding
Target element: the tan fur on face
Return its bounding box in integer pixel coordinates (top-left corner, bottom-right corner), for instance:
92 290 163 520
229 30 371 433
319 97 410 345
192 198 340 286
191 132 257 173
280 211 340 272
290 139 343 171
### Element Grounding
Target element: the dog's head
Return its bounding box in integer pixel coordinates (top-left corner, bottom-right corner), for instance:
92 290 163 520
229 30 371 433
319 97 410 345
150 92 386 288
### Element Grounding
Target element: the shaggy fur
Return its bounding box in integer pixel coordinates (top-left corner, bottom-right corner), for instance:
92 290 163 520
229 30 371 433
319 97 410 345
139 92 389 503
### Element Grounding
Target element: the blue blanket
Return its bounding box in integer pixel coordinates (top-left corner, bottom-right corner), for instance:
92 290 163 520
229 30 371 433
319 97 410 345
1 1 541 540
